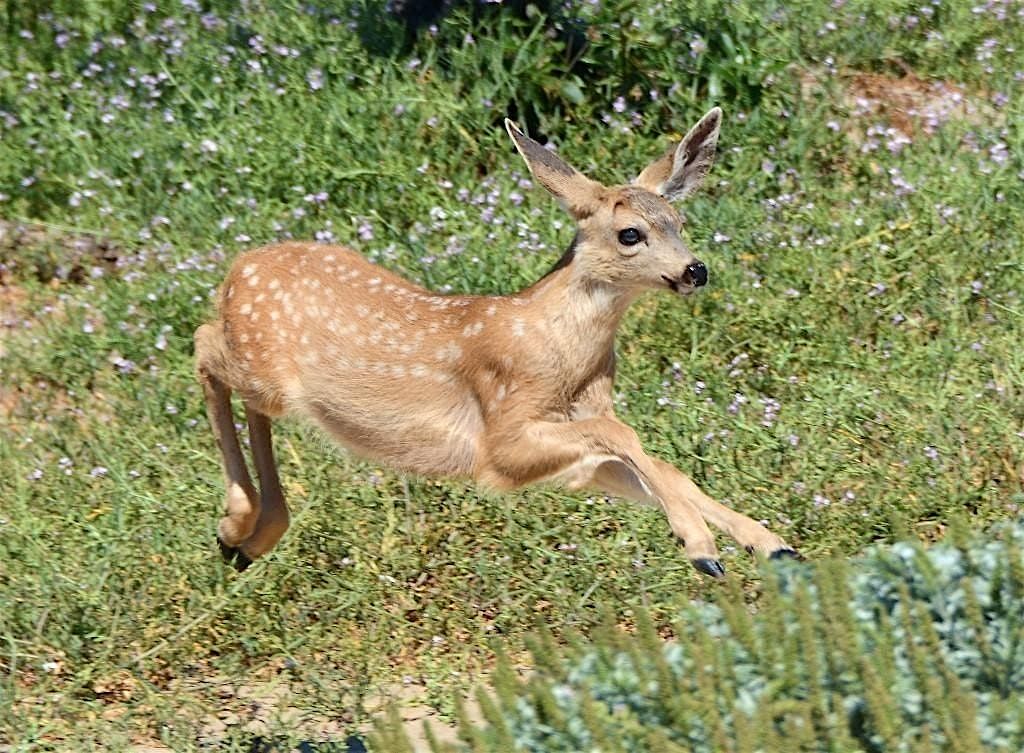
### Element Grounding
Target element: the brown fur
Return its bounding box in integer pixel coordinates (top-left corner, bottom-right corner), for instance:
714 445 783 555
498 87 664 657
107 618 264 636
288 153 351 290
196 108 795 575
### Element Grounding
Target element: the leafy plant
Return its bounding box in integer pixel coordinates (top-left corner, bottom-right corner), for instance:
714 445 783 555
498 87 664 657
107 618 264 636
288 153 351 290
379 522 1024 752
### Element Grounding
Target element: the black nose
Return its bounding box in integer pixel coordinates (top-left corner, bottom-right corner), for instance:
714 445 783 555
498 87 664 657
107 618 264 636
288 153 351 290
686 261 708 287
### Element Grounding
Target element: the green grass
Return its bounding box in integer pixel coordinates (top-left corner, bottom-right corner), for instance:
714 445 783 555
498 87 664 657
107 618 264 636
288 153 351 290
1 0 1023 749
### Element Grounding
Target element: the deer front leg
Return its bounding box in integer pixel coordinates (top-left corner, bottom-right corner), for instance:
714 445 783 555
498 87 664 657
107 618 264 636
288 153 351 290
648 459 798 561
484 417 723 577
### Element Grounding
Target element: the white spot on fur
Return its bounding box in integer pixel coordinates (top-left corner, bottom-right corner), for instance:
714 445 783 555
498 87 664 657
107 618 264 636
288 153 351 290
247 275 260 287
511 318 526 337
435 342 463 362
269 278 280 290
495 384 507 401
356 304 369 318
411 364 428 378
462 321 484 337
270 310 280 321
242 264 256 278
239 303 252 316
486 305 497 316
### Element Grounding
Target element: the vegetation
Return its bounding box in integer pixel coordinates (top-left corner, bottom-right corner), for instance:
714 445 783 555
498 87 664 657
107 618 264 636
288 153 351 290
374 521 1024 751
0 0 1022 749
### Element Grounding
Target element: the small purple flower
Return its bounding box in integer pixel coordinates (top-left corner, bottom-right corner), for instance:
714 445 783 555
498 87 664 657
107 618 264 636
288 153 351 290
155 326 170 351
90 466 108 478
306 68 324 91
924 445 939 461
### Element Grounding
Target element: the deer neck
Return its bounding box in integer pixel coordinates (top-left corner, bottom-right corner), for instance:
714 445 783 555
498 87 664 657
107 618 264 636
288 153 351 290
516 261 636 376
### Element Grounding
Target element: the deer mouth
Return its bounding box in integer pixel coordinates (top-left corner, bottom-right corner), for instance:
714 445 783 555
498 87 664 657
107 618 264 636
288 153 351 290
662 274 696 295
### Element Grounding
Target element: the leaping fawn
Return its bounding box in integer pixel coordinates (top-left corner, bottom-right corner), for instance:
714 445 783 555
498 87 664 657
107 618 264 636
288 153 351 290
195 108 798 577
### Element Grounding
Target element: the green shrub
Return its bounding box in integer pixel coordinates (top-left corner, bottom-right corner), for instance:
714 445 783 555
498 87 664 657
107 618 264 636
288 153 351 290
378 523 1024 752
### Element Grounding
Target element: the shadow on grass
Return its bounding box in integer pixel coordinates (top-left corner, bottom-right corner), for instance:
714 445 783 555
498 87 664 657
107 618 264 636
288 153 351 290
239 736 367 753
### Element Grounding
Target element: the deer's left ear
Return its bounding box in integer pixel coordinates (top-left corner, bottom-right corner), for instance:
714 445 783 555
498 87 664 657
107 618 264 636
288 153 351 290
635 107 722 201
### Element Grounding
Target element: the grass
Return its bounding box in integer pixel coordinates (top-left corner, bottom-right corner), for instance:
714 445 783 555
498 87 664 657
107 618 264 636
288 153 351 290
1 0 1023 749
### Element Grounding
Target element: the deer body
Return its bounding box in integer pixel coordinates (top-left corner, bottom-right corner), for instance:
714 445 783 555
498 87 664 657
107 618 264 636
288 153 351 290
196 109 797 575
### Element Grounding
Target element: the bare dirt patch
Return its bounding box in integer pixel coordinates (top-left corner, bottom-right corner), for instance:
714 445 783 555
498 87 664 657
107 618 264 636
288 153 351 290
801 68 1000 139
0 218 122 284
121 675 480 753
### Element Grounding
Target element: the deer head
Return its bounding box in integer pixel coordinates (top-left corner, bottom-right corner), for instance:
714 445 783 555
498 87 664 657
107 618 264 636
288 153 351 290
504 107 722 295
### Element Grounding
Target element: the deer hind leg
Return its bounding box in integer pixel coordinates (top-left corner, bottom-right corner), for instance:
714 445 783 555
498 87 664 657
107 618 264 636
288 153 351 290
196 322 261 570
649 459 799 561
236 405 290 560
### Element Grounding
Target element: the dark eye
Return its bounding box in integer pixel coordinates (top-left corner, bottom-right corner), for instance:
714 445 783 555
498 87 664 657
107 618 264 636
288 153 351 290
618 228 643 246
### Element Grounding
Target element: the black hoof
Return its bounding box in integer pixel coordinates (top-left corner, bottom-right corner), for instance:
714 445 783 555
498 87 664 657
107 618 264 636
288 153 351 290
693 558 726 578
217 535 236 562
217 535 253 572
769 548 803 562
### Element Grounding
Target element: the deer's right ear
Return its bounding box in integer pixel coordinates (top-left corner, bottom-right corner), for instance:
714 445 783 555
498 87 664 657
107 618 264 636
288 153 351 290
505 119 603 218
